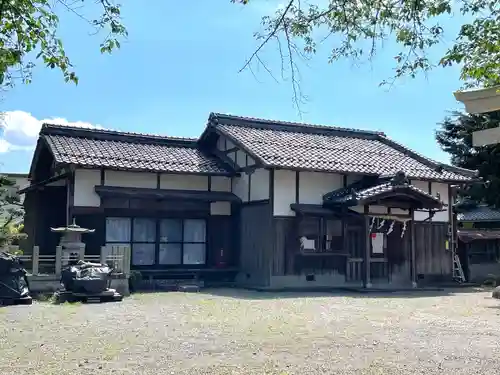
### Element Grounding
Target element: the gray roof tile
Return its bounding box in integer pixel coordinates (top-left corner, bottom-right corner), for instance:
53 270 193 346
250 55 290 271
210 113 477 182
457 206 500 222
41 124 234 175
324 176 443 209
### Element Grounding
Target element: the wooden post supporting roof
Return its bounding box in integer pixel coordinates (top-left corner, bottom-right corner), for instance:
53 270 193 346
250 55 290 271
410 208 417 288
364 206 372 288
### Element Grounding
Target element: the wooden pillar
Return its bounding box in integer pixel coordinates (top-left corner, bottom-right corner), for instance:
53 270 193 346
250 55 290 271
410 208 417 288
364 209 372 288
32 246 39 276
100 245 107 265
66 172 75 226
55 245 62 277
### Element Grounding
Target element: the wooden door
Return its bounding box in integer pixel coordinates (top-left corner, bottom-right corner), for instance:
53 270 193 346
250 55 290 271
346 227 364 282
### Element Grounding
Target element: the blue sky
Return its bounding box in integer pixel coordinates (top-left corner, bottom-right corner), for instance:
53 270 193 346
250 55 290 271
0 0 467 173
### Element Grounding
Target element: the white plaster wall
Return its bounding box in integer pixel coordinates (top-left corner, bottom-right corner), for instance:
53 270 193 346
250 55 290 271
392 208 409 216
217 136 227 151
250 169 270 201
210 201 231 215
160 174 208 191
349 205 389 215
74 169 101 207
236 149 247 168
431 182 450 222
298 171 343 205
232 173 249 202
226 139 235 150
411 180 430 221
211 176 231 192
410 180 450 222
216 134 255 169
105 170 157 189
273 169 296 216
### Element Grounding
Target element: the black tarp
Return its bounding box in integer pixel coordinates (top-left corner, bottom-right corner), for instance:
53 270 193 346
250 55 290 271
60 261 112 294
0 251 30 300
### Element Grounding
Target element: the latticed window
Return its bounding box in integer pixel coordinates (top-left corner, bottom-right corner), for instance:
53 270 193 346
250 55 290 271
105 217 207 267
298 216 343 253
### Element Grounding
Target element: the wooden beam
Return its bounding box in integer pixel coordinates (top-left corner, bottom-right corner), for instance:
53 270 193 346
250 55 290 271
364 205 372 288
222 146 239 154
295 171 300 204
66 171 75 225
210 149 241 173
239 164 259 173
410 208 417 288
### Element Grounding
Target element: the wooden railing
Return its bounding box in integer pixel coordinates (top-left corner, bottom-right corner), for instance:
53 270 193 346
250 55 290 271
1 245 131 277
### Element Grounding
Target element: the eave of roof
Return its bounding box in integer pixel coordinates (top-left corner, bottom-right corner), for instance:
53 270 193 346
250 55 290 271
206 112 478 182
41 123 198 147
456 205 500 222
38 123 237 176
324 172 444 210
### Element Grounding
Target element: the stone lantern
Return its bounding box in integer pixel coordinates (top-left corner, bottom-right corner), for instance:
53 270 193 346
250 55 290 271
50 219 95 266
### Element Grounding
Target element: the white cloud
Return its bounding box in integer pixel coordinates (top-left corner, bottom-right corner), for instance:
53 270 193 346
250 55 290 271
0 110 101 153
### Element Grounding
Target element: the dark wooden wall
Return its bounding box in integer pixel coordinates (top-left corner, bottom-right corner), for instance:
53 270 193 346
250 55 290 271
414 222 451 280
25 187 67 255
73 213 105 256
22 190 37 255
272 217 295 276
207 215 234 267
238 202 272 286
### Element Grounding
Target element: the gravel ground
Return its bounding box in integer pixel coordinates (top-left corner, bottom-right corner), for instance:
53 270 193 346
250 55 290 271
1 288 500 375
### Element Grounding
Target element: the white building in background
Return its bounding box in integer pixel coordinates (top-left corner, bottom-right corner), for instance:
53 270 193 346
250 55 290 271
454 85 500 145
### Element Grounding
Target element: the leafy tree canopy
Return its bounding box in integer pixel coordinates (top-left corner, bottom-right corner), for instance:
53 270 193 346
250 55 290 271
0 0 126 87
235 0 500 102
0 174 25 247
436 110 500 207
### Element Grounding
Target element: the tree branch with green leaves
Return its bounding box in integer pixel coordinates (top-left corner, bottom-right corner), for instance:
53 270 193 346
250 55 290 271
0 174 25 247
0 0 126 88
235 0 500 107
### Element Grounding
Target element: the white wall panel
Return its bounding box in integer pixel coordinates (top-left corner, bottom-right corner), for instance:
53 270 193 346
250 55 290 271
105 170 156 189
250 169 270 201
74 169 101 207
273 170 296 216
160 174 208 191
211 176 231 192
298 172 343 205
210 201 231 215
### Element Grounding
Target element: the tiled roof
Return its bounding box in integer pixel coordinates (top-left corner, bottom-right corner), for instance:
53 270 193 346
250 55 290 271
457 206 500 222
209 113 477 182
324 174 443 209
40 124 234 175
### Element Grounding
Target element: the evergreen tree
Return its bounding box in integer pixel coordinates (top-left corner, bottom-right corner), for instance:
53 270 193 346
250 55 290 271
0 174 25 247
436 111 500 207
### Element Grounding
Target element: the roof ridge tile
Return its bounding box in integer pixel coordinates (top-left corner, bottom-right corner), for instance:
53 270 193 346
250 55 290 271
41 123 198 144
210 112 386 137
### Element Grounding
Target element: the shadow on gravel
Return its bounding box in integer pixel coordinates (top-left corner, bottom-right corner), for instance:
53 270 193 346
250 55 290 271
196 286 490 300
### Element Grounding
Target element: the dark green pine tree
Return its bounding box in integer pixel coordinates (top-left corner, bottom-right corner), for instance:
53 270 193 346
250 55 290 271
436 110 500 207
0 174 25 248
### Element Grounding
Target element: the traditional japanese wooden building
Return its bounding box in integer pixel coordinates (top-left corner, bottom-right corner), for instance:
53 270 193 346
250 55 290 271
456 204 500 283
21 113 478 289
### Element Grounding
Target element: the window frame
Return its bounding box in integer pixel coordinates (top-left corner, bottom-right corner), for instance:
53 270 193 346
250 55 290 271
105 214 208 268
297 215 345 255
158 218 207 266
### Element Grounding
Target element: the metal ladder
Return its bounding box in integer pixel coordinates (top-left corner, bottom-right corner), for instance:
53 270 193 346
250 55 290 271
453 253 465 283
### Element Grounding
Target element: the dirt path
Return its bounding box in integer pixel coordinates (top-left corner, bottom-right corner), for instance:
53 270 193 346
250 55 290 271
1 288 499 374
